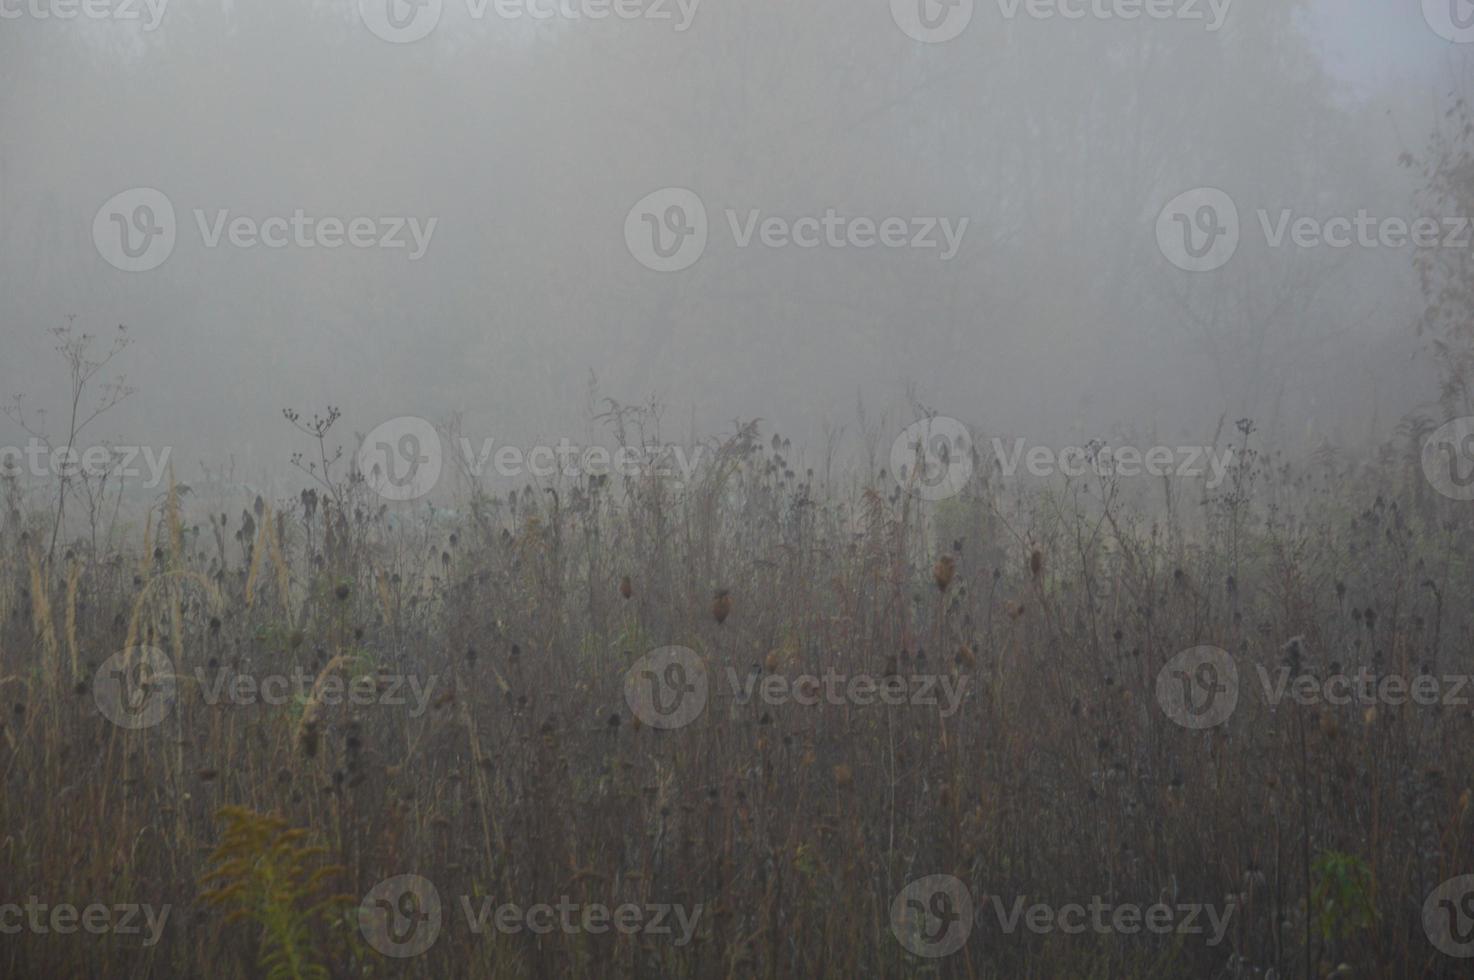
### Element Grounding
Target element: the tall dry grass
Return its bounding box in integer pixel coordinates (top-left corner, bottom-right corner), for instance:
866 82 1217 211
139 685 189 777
0 416 1470 978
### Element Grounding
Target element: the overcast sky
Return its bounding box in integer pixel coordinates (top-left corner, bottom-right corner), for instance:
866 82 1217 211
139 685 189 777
0 1 1468 493
1308 1 1451 93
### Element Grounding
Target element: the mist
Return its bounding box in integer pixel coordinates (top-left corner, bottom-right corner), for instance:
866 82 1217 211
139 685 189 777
1 1 1461 486
9 5 1474 978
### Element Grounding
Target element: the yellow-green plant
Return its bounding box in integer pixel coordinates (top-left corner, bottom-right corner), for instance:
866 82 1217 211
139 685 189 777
200 806 351 980
1310 850 1378 943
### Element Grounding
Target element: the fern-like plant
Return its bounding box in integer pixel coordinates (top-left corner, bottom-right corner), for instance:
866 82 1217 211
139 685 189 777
200 806 352 980
1310 850 1378 943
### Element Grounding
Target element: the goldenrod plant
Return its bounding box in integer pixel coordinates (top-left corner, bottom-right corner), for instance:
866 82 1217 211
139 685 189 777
200 807 351 980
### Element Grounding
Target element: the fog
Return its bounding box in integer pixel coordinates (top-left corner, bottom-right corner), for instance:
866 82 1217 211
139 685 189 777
13 7 1474 977
0 0 1464 486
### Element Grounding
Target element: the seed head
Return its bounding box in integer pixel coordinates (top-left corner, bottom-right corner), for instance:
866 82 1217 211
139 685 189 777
933 556 955 592
712 590 732 625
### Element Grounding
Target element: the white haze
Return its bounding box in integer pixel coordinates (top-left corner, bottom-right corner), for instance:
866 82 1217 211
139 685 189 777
0 0 1465 488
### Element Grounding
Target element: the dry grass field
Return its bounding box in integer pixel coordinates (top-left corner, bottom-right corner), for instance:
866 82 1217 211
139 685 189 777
2 400 1473 978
